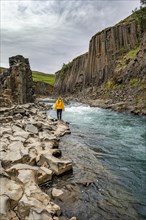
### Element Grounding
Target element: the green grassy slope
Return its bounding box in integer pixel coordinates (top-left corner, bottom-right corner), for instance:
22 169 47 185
0 68 55 86
32 71 55 86
0 67 7 74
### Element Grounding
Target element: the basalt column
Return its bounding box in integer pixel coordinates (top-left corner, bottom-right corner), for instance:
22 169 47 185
84 20 141 87
9 55 35 104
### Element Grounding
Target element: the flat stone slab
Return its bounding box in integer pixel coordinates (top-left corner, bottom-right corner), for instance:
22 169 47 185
7 164 53 185
40 154 72 175
25 124 38 134
12 125 24 133
37 167 53 184
13 131 30 139
52 188 64 198
0 141 29 167
0 127 12 137
39 132 57 141
0 177 23 201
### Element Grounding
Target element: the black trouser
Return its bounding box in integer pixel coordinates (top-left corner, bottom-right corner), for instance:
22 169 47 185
57 109 62 120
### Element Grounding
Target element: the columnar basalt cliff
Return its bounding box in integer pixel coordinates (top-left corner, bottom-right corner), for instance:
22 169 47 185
55 9 146 114
0 55 35 106
84 21 140 87
34 81 54 97
85 32 146 114
55 20 141 94
54 12 146 114
54 53 88 94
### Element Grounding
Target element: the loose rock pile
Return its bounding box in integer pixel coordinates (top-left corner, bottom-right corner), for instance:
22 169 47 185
0 102 76 220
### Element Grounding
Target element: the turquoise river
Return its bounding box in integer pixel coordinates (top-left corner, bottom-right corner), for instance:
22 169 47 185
46 101 146 220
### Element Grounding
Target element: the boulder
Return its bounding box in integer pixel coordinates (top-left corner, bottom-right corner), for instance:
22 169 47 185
70 217 77 220
54 121 71 137
39 154 72 175
52 188 64 198
25 124 38 134
1 141 30 168
0 116 13 123
12 125 24 133
39 131 57 142
27 210 53 220
0 176 23 219
0 141 9 152
13 131 30 139
0 127 12 137
0 162 9 178
9 136 26 142
37 167 53 184
0 194 10 220
6 164 53 185
15 169 61 219
0 177 23 202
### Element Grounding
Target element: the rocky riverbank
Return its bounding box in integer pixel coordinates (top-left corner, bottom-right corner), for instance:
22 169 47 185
83 98 146 115
0 102 77 220
63 95 146 115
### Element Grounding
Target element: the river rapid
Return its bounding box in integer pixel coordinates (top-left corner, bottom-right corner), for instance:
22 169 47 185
44 101 146 220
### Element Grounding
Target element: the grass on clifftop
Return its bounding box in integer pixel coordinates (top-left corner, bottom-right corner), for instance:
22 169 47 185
115 46 140 72
0 67 55 85
118 7 146 27
32 71 55 86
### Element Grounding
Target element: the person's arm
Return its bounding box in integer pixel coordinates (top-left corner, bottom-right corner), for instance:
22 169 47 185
54 101 57 110
62 101 65 110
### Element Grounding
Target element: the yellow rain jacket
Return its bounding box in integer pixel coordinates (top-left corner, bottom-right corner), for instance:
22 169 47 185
54 99 65 110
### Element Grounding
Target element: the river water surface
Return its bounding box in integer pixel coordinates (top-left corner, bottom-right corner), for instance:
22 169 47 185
46 101 146 220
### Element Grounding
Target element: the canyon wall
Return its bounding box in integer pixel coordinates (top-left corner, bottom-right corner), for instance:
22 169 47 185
84 20 140 87
54 53 88 94
34 81 53 97
54 18 143 95
85 31 146 114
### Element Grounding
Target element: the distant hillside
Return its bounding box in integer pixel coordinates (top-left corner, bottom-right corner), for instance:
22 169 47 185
32 71 55 86
0 67 7 74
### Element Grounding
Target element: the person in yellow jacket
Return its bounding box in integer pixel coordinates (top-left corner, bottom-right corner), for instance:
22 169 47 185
54 97 65 120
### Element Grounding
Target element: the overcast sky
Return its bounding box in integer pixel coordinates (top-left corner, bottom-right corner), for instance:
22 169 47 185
1 0 140 73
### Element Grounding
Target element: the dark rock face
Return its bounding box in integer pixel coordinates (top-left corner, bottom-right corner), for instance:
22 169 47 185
55 21 141 95
54 17 146 114
9 55 35 104
92 32 146 114
0 55 35 106
54 53 88 95
84 21 140 87
34 81 53 97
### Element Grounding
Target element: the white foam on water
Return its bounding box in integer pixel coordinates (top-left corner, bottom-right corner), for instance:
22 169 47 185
65 104 101 114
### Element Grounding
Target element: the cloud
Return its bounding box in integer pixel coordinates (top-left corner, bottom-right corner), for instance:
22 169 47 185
1 0 140 73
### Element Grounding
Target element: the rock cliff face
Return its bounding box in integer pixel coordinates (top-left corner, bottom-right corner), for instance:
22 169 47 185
34 81 53 97
55 20 141 95
85 32 146 114
0 55 35 106
84 21 140 87
54 12 146 114
54 53 88 94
